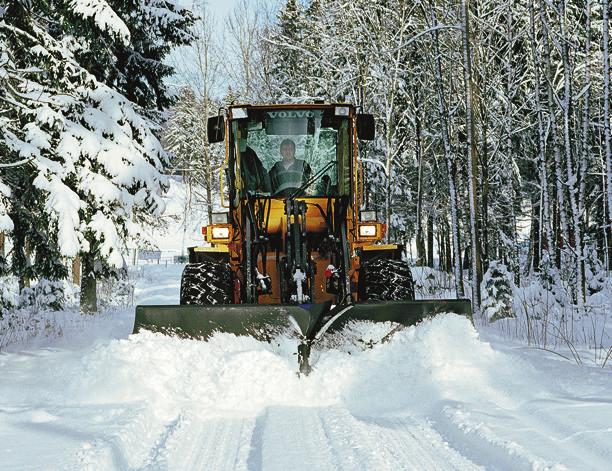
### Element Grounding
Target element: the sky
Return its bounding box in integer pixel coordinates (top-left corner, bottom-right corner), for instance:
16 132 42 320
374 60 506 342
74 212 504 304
168 0 284 97
204 0 238 23
167 0 256 97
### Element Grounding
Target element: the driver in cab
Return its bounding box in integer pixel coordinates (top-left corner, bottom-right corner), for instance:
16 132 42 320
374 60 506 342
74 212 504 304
269 139 312 196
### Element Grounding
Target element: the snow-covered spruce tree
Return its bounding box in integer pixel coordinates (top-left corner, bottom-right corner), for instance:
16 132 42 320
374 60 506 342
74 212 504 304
9 166 69 291
0 8 69 288
0 3 169 312
584 246 605 295
481 261 515 322
57 0 194 112
0 21 22 244
301 0 324 98
164 88 207 173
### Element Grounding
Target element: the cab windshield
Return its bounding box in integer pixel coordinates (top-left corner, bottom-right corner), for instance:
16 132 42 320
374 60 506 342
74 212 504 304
232 108 351 198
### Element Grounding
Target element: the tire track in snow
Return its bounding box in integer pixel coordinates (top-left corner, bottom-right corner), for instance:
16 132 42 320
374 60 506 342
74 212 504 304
248 406 337 471
437 397 612 471
427 403 540 471
77 407 251 471
243 405 482 471
519 397 612 470
423 392 612 470
155 414 254 471
321 408 483 470
74 405 170 471
137 414 183 470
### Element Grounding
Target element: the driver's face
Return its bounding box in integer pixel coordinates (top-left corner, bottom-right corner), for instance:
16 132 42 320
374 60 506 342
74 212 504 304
281 143 295 161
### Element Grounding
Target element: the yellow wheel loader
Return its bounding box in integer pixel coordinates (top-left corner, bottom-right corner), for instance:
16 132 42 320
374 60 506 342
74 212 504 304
134 103 471 374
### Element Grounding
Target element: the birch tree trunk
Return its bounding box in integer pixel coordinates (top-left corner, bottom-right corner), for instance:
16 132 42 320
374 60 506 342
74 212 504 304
579 0 591 300
415 109 426 266
603 0 612 267
481 116 489 271
580 0 592 233
541 0 570 271
432 6 464 297
556 0 585 303
503 0 521 284
530 0 554 266
200 45 214 226
462 0 482 311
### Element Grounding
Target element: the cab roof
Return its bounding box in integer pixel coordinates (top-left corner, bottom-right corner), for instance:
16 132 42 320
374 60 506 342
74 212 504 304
228 103 356 111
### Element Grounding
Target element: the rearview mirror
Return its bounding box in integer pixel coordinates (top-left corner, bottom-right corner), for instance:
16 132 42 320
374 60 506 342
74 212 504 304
356 114 375 140
207 115 225 143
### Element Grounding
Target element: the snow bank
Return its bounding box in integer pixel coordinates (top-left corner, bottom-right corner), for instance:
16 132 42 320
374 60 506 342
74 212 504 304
0 276 132 351
69 314 533 419
482 274 612 364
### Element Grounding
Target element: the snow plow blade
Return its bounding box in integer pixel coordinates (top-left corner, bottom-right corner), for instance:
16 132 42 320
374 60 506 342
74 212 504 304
133 302 332 341
133 299 471 339
133 299 471 373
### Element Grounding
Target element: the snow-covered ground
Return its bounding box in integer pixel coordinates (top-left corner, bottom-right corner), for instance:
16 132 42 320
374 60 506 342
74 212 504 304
1 264 611 470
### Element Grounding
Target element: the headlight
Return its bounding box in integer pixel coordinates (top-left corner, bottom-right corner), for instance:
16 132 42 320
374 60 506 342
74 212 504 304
359 224 377 237
211 227 230 239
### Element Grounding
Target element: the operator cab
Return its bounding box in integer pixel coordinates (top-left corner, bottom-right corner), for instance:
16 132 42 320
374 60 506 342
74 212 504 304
212 105 362 200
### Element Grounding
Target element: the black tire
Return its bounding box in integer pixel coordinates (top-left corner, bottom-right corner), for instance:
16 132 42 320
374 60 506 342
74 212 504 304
360 258 415 301
180 261 232 305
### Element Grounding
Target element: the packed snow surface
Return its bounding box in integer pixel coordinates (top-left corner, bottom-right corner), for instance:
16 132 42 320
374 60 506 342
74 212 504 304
1 265 611 470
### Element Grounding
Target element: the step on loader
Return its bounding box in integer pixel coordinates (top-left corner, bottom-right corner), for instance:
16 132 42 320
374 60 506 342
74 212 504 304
134 103 471 374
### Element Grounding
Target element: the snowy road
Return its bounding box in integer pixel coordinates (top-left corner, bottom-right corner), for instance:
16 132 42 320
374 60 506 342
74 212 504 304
1 264 611 470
